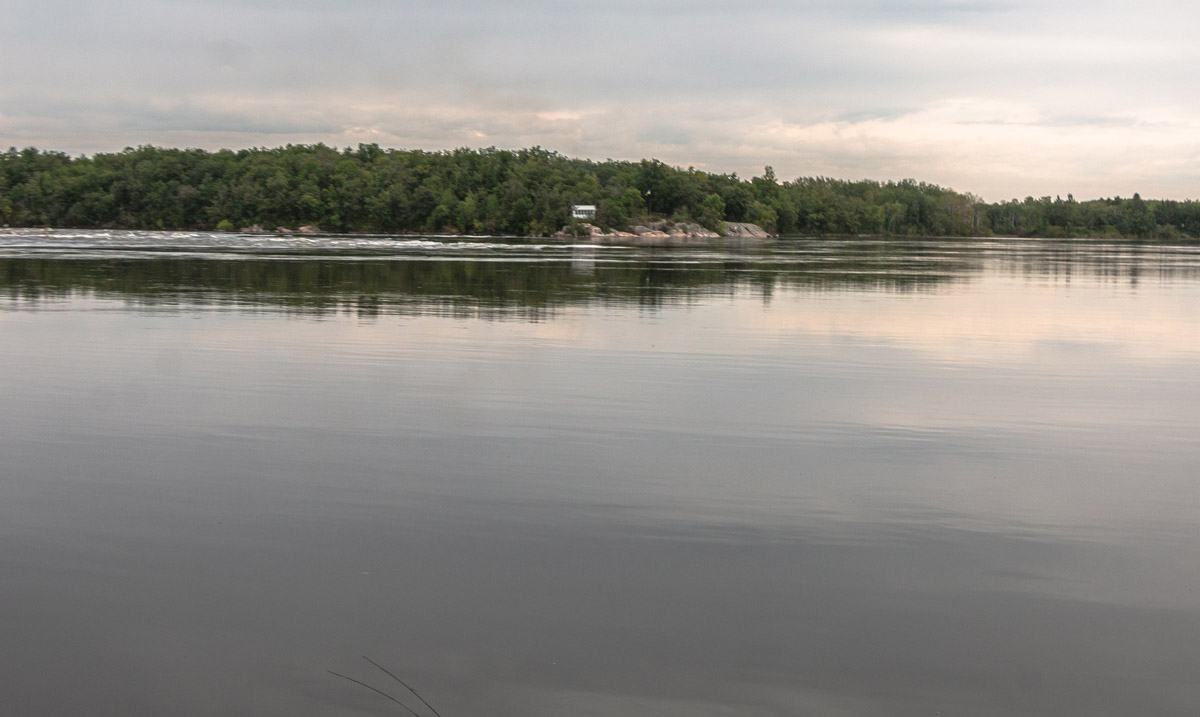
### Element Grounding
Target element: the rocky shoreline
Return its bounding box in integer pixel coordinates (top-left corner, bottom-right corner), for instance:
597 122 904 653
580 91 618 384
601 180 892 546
239 224 322 234
232 220 771 241
554 220 770 242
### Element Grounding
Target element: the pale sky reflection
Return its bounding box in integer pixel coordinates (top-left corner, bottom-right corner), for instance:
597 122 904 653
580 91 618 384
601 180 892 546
415 275 1200 366
57 270 1184 542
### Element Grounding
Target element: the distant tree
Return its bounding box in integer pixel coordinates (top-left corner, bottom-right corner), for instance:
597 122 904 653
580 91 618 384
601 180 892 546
697 193 726 231
0 144 1194 239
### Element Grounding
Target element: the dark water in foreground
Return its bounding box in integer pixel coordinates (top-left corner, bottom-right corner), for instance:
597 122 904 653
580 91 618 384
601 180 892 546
2 229 1199 716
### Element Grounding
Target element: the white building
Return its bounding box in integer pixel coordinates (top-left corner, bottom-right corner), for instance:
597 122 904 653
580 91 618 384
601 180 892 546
571 204 597 220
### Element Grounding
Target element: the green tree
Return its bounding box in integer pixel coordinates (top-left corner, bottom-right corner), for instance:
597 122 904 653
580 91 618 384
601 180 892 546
697 193 726 231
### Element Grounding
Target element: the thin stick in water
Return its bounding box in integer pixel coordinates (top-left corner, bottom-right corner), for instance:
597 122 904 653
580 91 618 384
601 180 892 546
327 670 424 717
362 655 445 717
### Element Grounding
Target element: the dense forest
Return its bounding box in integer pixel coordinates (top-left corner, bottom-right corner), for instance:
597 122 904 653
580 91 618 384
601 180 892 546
2 144 1198 239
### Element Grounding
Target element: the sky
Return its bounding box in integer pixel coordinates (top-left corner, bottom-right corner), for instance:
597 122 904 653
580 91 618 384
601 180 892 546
2 0 1198 201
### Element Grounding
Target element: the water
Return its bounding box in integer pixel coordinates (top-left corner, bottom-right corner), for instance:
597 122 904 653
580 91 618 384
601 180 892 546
2 229 1199 716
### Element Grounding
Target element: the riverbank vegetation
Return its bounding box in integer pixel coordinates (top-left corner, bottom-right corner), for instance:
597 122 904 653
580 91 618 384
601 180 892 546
2 144 1198 239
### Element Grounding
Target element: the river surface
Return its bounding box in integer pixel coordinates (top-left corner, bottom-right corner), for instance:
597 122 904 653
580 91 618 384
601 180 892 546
2 229 1199 717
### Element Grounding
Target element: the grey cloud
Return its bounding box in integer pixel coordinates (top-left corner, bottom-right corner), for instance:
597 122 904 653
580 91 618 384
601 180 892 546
977 114 1142 129
134 104 337 135
3 0 1200 198
635 125 696 147
846 0 1019 22
202 40 254 71
835 107 923 123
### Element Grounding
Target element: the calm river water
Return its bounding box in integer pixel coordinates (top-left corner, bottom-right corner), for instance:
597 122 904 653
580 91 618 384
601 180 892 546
2 229 1199 717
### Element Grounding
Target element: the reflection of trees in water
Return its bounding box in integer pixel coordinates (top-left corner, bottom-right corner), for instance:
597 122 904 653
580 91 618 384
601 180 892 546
0 257 958 318
990 240 1200 288
3 240 1192 317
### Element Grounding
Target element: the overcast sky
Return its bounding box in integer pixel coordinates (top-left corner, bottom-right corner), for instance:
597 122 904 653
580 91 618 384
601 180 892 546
2 0 1198 200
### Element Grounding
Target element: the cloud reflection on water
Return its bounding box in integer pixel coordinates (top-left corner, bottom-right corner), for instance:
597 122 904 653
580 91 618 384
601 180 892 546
1 234 1199 716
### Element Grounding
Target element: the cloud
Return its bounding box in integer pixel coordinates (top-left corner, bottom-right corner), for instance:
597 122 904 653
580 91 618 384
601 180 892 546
3 0 1200 198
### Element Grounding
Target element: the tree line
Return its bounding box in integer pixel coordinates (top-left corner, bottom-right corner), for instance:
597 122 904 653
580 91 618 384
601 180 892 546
2 144 1198 239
